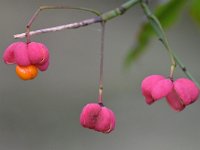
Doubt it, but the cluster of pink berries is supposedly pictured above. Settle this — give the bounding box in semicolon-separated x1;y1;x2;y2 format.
3;42;49;80
3;42;199;133
141;75;199;111
3;41;116;134
80;103;116;133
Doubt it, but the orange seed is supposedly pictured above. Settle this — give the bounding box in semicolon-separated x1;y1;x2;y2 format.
16;65;38;80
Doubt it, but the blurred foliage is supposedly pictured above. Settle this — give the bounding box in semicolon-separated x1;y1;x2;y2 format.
125;0;200;67
190;0;200;26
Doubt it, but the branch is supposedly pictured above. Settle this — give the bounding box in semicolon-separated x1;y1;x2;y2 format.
173;53;200;88
14;0;140;39
14;17;102;38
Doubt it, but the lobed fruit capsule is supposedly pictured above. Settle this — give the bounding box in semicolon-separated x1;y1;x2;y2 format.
141;75;200;111
80;103;116;133
16;65;38;80
3;41;49;80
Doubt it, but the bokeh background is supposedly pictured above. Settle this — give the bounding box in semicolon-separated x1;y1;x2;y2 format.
0;0;200;150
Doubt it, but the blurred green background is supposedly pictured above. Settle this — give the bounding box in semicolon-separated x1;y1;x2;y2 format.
0;0;199;150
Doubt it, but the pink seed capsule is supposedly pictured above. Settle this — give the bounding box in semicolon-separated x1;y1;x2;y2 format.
94;107;116;133
80;103;102;129
3;42;31;66
166;78;199;111
27;42;49;65
141;75;165;104
166;89;185;112
141;75;199;112
151;79;173;100
36;59;49;71
3;42;49;67
3;42;18;64
3;41;50;74
80;103;115;133
174;78;199;105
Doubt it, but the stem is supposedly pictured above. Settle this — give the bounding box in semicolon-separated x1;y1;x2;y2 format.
25;5;101;42
140;1;176;79
98;22;105;104
14;0;139;39
172;53;200;88
25;28;31;44
26;5;101;28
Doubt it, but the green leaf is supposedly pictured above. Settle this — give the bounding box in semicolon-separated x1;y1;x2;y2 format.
124;0;187;68
190;0;200;26
124;23;152;66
